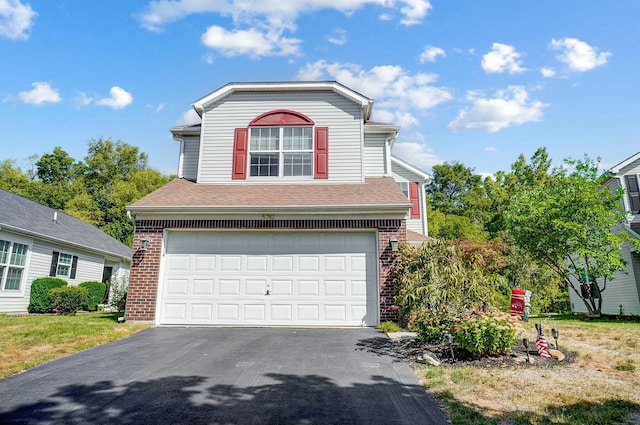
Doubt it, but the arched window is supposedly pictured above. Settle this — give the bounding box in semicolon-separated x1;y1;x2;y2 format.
232;110;328;180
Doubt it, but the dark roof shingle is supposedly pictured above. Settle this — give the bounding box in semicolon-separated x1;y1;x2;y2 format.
0;189;131;259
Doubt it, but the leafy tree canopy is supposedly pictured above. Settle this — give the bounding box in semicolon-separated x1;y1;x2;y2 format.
504;156;636;315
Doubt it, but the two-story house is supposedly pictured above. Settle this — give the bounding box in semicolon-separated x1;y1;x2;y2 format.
568;151;640;316
125;81;431;326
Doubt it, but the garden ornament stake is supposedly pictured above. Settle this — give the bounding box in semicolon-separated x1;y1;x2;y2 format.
523;338;530;363
444;333;455;361
551;328;559;350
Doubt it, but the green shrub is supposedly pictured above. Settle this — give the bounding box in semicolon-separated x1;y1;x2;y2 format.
408;307;455;344
614;359;636;372
79;281;107;311
378;321;402;333
28;278;68;313
48;286;88;315
108;274;128;312
450;313;517;356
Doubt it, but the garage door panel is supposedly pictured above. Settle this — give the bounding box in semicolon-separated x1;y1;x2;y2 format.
219;279;240;295
220;256;242;271
166;279;188;295
194;256;215;271
272;256;293;272
298;280;320;296
218;304;239;320
160;232;378;326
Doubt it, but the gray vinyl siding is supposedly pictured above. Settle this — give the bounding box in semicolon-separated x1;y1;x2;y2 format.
569;239;640;316
363;134;386;177
391;166;425;235
0;233;109;313
181;136;200;181
619;159;640;176
198;91;364;183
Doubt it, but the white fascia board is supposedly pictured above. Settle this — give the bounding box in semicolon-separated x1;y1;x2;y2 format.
129;203;411;215
609;152;640;174
391;156;431;182
170;125;201;138
193;81;374;119
364;125;400;134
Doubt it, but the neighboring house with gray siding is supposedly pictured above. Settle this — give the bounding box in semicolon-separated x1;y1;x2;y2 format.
569;151;640;316
126;81;432;327
0;188;132;313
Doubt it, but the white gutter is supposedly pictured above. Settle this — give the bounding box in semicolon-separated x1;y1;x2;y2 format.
129;203;412;215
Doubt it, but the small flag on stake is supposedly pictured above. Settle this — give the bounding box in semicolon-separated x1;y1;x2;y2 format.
536;335;551;357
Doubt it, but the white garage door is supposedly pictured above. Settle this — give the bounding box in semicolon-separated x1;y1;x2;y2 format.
158;231;378;326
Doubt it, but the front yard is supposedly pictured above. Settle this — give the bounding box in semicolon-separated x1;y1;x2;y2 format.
0;313;148;379
416;316;640;425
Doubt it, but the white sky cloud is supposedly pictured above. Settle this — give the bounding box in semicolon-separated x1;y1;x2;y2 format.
481;43;526;74
540;67;556;78
419;45;445;63
73;91;93;107
448;85;549;132
0;0;36;40
138;0;430;56
392;141;443;170
176;108;201;125
326;28;347;46
138;0;432;30
201;25;300;57
297;60;452;127
18;82;61;105
95;86;133;110
550;37;610;72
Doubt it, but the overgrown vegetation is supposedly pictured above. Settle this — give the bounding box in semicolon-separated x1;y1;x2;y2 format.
450;313;517;356
378;321;402;333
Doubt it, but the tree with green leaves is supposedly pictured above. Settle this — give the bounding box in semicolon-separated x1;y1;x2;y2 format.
505;156;636;316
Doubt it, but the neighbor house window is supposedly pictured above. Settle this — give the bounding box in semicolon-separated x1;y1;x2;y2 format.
397;181;409;198
0;239;28;291
49;251;78;279
249;127;313;177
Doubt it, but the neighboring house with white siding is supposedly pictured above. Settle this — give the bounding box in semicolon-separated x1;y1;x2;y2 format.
0;188;132;313
126;81;431;327
569;151;640;316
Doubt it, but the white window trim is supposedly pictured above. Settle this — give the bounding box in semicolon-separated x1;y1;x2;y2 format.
0;234;32;296
55;252;74;278
248;126;314;180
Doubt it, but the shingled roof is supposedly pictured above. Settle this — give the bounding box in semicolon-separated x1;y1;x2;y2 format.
129;177;412;214
0;189;131;260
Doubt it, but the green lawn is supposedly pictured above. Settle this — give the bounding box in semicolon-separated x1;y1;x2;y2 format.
0;313;148;379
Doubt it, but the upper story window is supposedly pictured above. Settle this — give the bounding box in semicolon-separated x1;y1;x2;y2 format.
250;127;313;177
233;110;328;180
625;175;640;214
0;239;28;291
397;181;409;198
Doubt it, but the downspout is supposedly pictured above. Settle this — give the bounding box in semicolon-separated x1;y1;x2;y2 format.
422;178;431;236
384;136;393;177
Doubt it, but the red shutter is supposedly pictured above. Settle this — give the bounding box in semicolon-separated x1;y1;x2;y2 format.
314;127;328;179
409;181;420;218
232;128;248;180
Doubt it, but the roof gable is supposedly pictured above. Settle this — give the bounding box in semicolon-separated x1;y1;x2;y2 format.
192;81;374;120
610;151;640;174
391;156;431;182
0;189;131;259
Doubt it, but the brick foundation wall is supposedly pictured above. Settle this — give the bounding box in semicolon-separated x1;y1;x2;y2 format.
125;219;406;323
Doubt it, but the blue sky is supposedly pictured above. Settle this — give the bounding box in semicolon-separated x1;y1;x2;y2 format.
1;0;638;177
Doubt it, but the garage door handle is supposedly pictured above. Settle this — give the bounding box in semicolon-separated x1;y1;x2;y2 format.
265;289;271;296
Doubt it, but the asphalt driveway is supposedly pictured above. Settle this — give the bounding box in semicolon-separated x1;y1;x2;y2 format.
0;327;449;425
